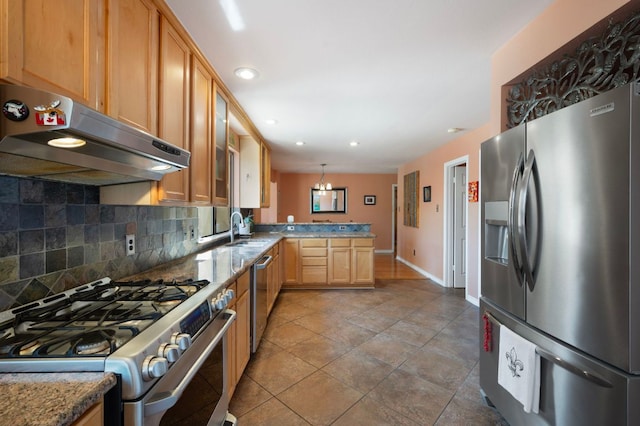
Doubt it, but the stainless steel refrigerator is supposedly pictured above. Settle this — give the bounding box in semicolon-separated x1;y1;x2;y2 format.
480;82;640;425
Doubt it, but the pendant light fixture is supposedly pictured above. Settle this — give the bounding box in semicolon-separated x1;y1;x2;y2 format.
314;163;332;191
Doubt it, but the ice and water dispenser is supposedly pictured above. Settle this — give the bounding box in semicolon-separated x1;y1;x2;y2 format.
484;201;509;265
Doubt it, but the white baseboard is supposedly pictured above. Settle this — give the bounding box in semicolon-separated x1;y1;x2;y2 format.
465;294;479;306
374;249;394;254
395;256;444;286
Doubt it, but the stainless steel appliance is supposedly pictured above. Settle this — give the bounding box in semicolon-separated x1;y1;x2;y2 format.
251;254;272;353
0;84;190;185
480;82;640;425
0;277;237;425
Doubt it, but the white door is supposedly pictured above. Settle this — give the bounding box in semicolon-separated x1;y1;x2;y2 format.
453;165;467;288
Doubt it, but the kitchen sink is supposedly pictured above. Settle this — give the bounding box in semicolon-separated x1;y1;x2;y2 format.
226;240;266;247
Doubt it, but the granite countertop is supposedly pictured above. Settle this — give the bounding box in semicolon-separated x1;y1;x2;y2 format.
280;232;376;238
0;372;116;426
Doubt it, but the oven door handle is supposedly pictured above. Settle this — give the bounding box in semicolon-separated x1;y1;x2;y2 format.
143;309;236;417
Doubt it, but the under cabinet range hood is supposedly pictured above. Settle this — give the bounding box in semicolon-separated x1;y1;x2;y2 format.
0;84;190;185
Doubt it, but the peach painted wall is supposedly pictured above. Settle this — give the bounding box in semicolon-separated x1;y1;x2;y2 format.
396;0;634;303
277;173;397;251
397;124;491;291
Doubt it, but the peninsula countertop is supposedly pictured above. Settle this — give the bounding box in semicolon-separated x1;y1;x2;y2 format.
0;372;116;426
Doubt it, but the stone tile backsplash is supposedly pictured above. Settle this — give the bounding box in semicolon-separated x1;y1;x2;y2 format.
0;176;201;310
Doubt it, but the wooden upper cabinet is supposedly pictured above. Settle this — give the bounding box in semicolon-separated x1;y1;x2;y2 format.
158;16;190;202
0;0;106;110
260;142;271;207
189;56;213;204
106;0;158;134
213;87;229;206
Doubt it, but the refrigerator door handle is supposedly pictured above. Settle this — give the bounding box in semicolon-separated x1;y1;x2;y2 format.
508;152;525;286
535;347;613;388
484;311;613;388
518;149;537;290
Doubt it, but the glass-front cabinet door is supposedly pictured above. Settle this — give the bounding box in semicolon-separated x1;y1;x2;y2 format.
214;87;229;205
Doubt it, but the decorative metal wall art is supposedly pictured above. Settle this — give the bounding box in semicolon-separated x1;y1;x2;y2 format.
507;10;640;128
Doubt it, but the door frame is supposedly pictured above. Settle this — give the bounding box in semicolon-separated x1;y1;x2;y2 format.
391;183;397;255
443;155;469;290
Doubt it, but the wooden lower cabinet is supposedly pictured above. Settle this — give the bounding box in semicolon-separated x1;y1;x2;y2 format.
283;237;374;288
225;271;250;398
283;238;300;285
72;399;103;426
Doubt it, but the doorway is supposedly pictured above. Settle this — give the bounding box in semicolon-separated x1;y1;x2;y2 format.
443;156;468;289
391;184;398;256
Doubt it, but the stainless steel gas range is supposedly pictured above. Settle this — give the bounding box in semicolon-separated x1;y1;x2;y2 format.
0;275;237;425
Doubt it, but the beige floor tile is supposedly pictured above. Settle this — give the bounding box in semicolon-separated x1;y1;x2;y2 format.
399;345;473;391
356;332;420;367
368;369;455;425
263;321;319;348
345;309;399;333
230;269;497;425
435;394;509;425
318;319;378;347
286;333;351;368
322;349;395;393
332;394;420;426
382;319;439;346
277;370;363;425
244;350;316;394
236;397;310;426
228;375;271;417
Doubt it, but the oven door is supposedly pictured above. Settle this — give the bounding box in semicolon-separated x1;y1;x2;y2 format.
123;310;236;426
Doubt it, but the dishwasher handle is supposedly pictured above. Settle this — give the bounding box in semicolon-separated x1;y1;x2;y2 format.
255;255;273;270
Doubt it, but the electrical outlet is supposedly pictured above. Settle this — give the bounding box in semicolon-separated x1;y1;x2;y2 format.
287;225;295;231
339;225;346;230
190;226;195;239
126;234;136;255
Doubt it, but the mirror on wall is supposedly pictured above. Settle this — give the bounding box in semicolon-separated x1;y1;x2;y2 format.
311;188;347;213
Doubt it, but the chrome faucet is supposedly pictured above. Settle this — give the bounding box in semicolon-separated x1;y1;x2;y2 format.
229;211;244;243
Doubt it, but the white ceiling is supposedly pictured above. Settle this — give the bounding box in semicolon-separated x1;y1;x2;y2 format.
166;0;553;174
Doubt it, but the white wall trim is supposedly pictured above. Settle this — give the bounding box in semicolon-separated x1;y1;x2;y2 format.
443;155;470;296
466;294;479;306
396;256;445;286
375;249;394;254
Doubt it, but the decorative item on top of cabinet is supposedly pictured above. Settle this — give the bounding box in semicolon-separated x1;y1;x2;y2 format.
157;15;191;202
107;0;159;135
189;55;213;204
214;88;229;205
0;0;105;110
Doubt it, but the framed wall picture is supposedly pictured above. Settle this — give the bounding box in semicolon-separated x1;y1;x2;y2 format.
364;195;376;205
423;186;431;202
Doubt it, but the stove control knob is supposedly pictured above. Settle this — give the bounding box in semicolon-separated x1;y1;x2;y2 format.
171;332;192;351
224;289;235;303
214;295;226;310
142;355;168;381
158;343;180;363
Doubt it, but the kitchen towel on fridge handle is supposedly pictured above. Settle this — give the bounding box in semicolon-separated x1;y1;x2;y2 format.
497;325;540;413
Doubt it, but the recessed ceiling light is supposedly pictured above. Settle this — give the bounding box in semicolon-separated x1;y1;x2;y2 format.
234;67;259;80
447;127;465;133
295;141;305;146
265;119;278;125
349;141;359;147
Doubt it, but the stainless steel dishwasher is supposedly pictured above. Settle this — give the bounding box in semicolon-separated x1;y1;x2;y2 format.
251;254;272;352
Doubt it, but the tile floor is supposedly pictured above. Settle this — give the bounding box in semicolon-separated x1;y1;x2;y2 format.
229;276;508;425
